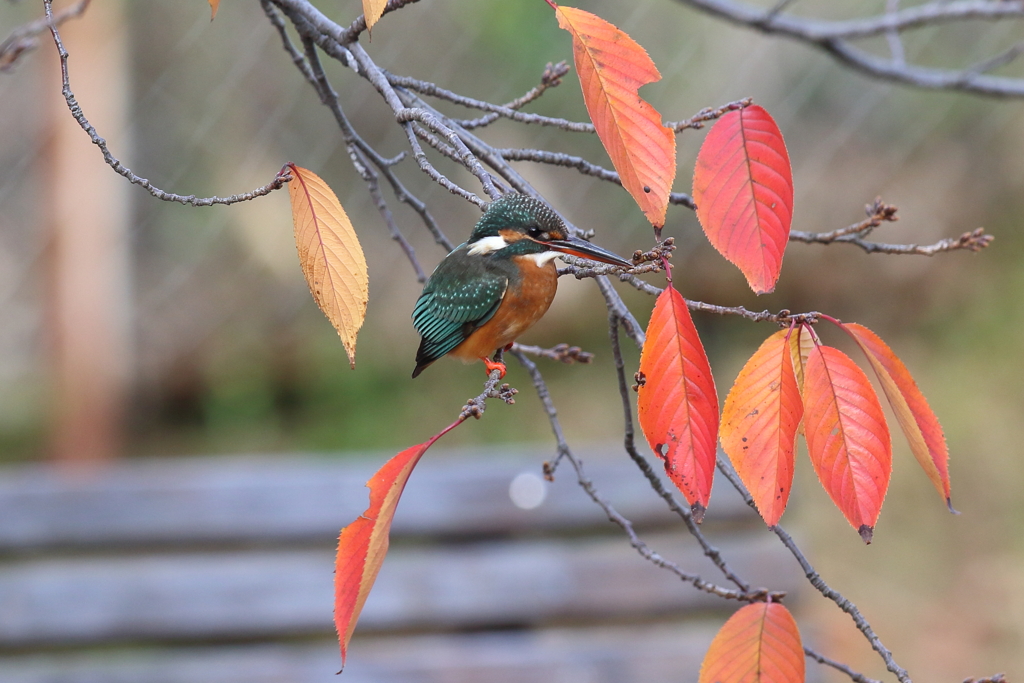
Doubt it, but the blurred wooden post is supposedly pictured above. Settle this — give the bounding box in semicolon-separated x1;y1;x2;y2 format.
44;0;132;463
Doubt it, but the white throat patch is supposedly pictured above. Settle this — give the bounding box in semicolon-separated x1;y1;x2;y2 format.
467;235;509;256
529;251;561;267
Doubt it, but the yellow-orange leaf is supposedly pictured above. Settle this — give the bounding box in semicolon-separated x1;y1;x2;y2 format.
804;345;891;543
720;330;803;527
208;0;219;19
552;4;676;226
288;164;368;368
699;602;804;683
788;325;814;394
789;325;814;437
335;440;431;668
362;0;387;32
844;323;952;509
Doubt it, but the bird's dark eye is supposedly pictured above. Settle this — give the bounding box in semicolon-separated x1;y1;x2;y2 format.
527;225;543;239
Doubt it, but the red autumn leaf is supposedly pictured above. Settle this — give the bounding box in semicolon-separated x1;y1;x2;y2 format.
844;323;952;509
803;345;892;543
637;285;719;521
692;105;793;294
335;437;438;667
720;330;803;526
699;602;804;683
551;3;676;226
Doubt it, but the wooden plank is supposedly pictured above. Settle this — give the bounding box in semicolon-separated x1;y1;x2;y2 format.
0;533;797;646
0;447;756;550
0;622;728;683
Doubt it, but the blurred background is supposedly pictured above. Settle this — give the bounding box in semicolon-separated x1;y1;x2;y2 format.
1;0;1023;680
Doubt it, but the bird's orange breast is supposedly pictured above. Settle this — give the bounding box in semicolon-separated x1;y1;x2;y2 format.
449;255;559;361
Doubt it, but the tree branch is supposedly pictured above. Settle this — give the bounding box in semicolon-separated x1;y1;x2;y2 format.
457;61;572;130
512;350;765;603
1;0;89;72
790;199;994;255
674;0;1024;98
715;456;912;682
42;0;289;206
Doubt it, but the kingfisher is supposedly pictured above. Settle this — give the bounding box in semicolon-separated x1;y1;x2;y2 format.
412;193;633;379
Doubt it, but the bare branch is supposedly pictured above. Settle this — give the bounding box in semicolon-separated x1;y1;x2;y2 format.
791;199;994;255
512;350;765;602
1;0;88;72
963;674;1007;683
348;43;499;204
675;0;1024;98
510;343;594;364
388;72;596;133
667;97;753;131
296;37;429;282
273;6;454;252
458;61;572;130
604;319;762;593
715;457;912;682
42;0;289;206
805;647;884;683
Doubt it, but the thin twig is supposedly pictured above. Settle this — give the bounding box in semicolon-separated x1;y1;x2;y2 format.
43;1;289;206
716;456;912;682
261;0;317;86
510;342;594;364
272;5;453;252
805;647;884;683
512;350;763;602
1;0;89;72
457;61;572;130
347;43;497;205
791;199;994;254
674;0;1024;98
296;36;427;281
605;318;758;593
666;97;753;130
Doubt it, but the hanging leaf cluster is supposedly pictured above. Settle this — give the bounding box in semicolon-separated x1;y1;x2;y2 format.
717;323;951;542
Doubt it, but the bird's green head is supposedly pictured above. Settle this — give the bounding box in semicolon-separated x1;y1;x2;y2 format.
469;194;567;243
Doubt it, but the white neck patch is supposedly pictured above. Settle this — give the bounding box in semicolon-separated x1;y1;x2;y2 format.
467;235;509;256
529;251;561;267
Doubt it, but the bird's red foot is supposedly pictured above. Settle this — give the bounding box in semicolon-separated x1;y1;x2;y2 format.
481;357;507;379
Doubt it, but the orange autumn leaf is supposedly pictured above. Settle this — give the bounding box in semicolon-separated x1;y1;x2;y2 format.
208;0;219;19
287;163;368;368
803;344;892;543
720;330;803;526
637;285;719;521
699;602;804;683
693;105;793;294
551;3;676;226
844;323;952;509
362;0;387;32
335;438;433;668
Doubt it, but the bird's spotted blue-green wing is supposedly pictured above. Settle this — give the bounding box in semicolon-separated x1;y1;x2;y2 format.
412;254;509;376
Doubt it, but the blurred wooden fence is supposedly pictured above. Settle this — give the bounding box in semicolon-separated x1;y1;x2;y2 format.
0;446;804;682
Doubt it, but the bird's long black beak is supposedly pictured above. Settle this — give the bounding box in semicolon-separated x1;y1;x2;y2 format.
546;235;633;268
